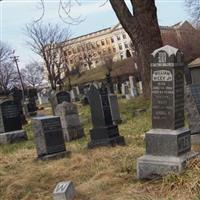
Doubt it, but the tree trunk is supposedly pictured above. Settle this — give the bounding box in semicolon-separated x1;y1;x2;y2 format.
109;0;163;98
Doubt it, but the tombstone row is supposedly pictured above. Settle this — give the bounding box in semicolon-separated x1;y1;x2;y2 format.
1;45;198;182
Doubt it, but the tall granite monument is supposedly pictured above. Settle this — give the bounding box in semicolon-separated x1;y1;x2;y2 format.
137;45;193;179
55;102;84;141
87;84;125;148
0;99;27;144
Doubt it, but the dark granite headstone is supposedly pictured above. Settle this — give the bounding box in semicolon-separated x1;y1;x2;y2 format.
11;88;27;124
56;91;71;104
32;116;69;159
0;99;27;143
137;45;194;179
0;100;22;132
106;72;114;93
151;55;184;129
51;91;71;115
87;84;125;148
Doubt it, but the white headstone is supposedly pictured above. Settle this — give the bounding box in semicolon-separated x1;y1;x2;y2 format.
53;181;75;200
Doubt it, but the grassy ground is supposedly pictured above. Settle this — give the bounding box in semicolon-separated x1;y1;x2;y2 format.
0;97;200;200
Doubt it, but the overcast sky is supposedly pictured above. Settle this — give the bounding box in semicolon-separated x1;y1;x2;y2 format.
0;0;189;68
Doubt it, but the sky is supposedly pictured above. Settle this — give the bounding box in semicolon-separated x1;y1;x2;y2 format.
0;0;190;68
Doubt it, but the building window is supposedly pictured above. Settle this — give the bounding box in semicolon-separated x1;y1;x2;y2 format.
72;48;76;54
106;38;110;45
70;59;73;64
113;47;116;52
96;41;100;47
124;43;129;48
117;35;121;41
122;34;127;39
111;37;114;43
108;47;112;53
101;40;105;46
68;50;72;55
118;44;123;50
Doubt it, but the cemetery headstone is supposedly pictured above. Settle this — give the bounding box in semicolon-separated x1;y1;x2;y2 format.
87;84;125;148
0;99;27;144
51;91;71;115
53;181;75;200
129;76;138;97
32;116;69;160
11;88;27;124
185;84;200;144
55;102;84;141
108;94;122;124
137;45;194;179
106;72;114;93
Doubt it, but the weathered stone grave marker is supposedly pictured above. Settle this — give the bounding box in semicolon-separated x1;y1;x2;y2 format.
51;91;71;114
87;84;125;148
108;94;122;124
32;116;69;160
185;84;200;143
0;99;27;144
137;45;194;179
55;102;84;141
53;181;75;200
129;76;138;97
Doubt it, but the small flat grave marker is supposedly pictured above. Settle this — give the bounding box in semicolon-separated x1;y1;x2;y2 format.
53;181;75;200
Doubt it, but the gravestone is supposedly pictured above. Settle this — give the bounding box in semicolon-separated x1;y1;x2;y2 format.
137;45;194;179
0;99;27;144
185;84;200;144
32;116;69;160
53;181;75;200
124;84;130;99
55;102;84;141
106;72;114;93
70;88;79;102
87;84;125;148
129;76;138;97
108;94;122;124
11;88;27;124
51;91;71;115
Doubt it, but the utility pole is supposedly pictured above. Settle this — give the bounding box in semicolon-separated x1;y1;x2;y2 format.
10;52;25;101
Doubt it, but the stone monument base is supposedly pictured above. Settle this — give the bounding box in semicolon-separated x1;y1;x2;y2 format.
0;130;28;144
88;125;125;148
65;126;85;141
137;128;193;179
37;150;71;161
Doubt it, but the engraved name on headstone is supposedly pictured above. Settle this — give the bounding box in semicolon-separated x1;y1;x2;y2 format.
151;50;184;129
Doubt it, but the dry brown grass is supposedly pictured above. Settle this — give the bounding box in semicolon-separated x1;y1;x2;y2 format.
0;98;200;200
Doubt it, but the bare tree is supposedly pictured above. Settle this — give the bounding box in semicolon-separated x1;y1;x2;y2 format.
0;42;19;93
186;0;200;27
109;0;163;97
77;42;97;70
21;61;44;88
0;62;19;93
25;22;71;90
0;41;12;63
100;49;115;73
